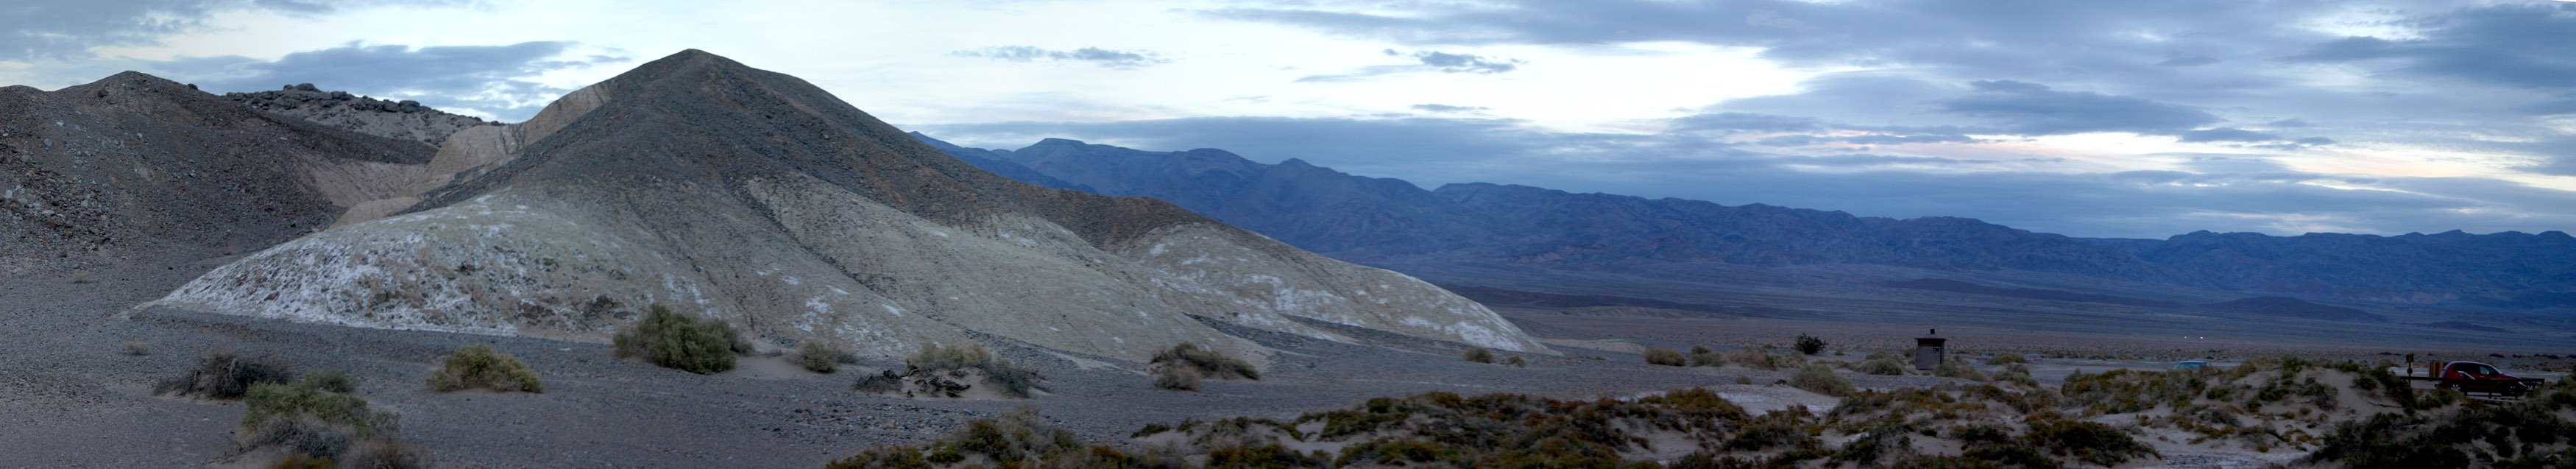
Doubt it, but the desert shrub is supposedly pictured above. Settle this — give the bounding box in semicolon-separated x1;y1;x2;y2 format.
1735;375;1755;385
1462;347;1496;364
1933;357;1988;381
1855;353;1910;375
1153;342;1260;380
244;377;398;439
857;342;1045;398
612;305;746;374
338;437;434;469
1985;353;2026;365
157;349;293;399
1727;348;1780;370
2024;416;2157;467
1790;363;1856;395
305;369;357;394
1643;347;1688;367
1504;355;1527;367
427;345;542;393
1154;364;1202;392
125;341;148;356
1793;334;1826;355
1208;443;1330;468
1993;362;2041;387
826;409;1160;468
1688;348;1725;367
799;340;845;374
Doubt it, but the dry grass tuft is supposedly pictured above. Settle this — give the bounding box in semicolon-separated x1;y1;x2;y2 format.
427;345;542;393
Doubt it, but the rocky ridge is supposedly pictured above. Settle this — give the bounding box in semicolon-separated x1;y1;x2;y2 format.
916;135;2576;308
222;83;493;148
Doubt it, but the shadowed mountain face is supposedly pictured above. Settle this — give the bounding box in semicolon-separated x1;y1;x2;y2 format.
150;50;1549;359
0;73;434;272
918;135;2576;308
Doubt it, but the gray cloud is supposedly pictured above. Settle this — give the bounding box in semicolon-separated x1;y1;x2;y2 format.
1671;112;1821;133
150;41;618;121
2178;127;2282;143
0;0;476;60
2283;4;2576;91
917;115;2576;239
1209;1;2575;179
1410;103;1488;113
952;46;1169;69
1938;80;2219;135
1297;49;1523;82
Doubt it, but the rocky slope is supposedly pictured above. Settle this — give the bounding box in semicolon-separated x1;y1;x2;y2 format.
0;72;434;275
221;83;494;148
147;50;1549;361
918;136;2576;308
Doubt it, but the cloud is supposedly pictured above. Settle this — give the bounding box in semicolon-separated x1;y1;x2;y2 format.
1402;49;1520;74
1410;103;1488;113
2156;55;2220;67
1671;112;1820;133
952;46;1168;69
1938;80;2220;135
2283;4;2576;91
1297;49;1523;82
0;0;476;60
150;41;618;121
2177;127;2282;143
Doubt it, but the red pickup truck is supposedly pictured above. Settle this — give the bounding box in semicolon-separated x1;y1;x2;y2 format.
2409;361;2544;398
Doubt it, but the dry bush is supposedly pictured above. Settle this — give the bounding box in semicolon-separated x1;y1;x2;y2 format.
1855;352;1911;375
855;342;1044;398
124;341;148;356
1790;363;1856;395
1151;342;1259;380
427;345;542;393
612;304;746;374
1985;353;2028;365
1642;348;1687;367
1153;365;1201;392
1933;357;1989;381
1462;347;1496;364
1503;355;1527;367
799;340;846;374
157;349;293;399
824;409;1181;468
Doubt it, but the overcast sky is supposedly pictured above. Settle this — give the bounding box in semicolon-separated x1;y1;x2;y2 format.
4;0;2572;239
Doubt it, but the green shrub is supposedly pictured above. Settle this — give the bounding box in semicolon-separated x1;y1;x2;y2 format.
427;345;542;393
799;340;845;374
1504;355;1527;367
124;341;148;356
1643;348;1687;367
1736;375;1755;385
1153;342;1260;380
157;349;293;399
1794;334;1827;355
1986;353;2026;365
612;305;744;374
827;409;1180;468
1729;348;1781;370
1462;347;1496;364
1689;349;1725;367
1791;364;1856;395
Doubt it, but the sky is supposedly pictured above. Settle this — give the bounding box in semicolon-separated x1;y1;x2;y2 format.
4;0;2572;239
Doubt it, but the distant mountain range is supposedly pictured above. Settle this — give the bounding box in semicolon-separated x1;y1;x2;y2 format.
913;135;2576;309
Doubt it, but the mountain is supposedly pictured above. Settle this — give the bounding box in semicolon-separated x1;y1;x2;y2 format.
145;50;1548;360
0;72;434;273
916;135;2576;308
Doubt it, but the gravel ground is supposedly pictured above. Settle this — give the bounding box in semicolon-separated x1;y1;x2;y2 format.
0;255;1902;468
